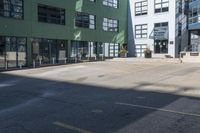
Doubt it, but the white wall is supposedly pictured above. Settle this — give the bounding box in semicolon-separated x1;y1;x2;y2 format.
128;0;177;57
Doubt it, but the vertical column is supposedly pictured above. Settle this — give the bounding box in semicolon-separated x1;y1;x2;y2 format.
26;37;32;67
103;43;105;60
67;40;71;63
96;42;100;59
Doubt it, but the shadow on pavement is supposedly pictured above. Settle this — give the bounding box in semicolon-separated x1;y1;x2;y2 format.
0;73;200;133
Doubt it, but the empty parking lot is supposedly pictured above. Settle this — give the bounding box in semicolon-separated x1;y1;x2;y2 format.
1;60;200;133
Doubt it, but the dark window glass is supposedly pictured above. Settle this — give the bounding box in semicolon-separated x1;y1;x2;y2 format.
178;22;182;36
0;36;5;69
0;0;23;19
38;4;65;25
75;12;96;29
32;38;67;64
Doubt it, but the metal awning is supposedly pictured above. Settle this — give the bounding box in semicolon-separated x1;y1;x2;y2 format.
149;26;169;40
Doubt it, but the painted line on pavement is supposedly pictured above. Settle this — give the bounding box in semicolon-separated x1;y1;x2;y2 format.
116;102;200;117
53;121;92;133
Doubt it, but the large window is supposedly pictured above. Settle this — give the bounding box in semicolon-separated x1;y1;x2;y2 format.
38;4;65;25
104;43;119;57
103;0;118;8
135;1;148;16
32;38;67;65
155;0;169;13
0;36;26;69
75;12;96;29
0;0;23;19
103;18;118;32
135;24;148;38
71;41;98;60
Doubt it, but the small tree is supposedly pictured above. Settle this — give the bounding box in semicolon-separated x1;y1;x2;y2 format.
119;43;128;58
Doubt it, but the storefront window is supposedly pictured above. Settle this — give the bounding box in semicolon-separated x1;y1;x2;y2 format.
71;41;99;61
103;43;119;57
32;38;67;65
0;36;26;69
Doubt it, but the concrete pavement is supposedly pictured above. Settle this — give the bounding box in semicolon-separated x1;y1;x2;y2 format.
0;60;200;133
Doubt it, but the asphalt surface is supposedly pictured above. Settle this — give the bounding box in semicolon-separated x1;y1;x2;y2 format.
0;60;200;133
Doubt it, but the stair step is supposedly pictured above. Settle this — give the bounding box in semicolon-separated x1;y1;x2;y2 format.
107;58;181;63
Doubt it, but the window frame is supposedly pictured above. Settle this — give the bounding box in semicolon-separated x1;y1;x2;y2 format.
135;24;148;39
135;1;148;16
75;12;96;30
102;0;119;9
154;0;169;13
103;17;119;32
37;4;66;25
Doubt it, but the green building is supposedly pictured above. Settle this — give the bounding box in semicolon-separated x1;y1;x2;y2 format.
0;0;128;69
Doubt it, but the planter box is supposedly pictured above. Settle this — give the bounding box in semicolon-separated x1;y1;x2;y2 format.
144;52;152;58
120;53;127;58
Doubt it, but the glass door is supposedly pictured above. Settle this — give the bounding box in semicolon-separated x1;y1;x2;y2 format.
154;40;168;53
57;41;66;63
40;40;50;64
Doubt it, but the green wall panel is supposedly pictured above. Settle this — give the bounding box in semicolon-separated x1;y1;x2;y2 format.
0;0;128;43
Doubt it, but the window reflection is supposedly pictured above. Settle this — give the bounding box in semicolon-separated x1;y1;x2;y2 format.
32;38;67;65
0;36;27;69
0;0;23;19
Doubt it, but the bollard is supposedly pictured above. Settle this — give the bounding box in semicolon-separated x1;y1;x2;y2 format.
39;59;42;66
64;58;67;64
19;64;22;69
33;60;36;68
52;58;55;64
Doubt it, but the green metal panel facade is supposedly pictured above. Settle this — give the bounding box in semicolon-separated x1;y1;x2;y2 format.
0;0;128;66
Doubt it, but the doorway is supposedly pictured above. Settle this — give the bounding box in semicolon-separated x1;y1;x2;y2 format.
154;40;168;53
